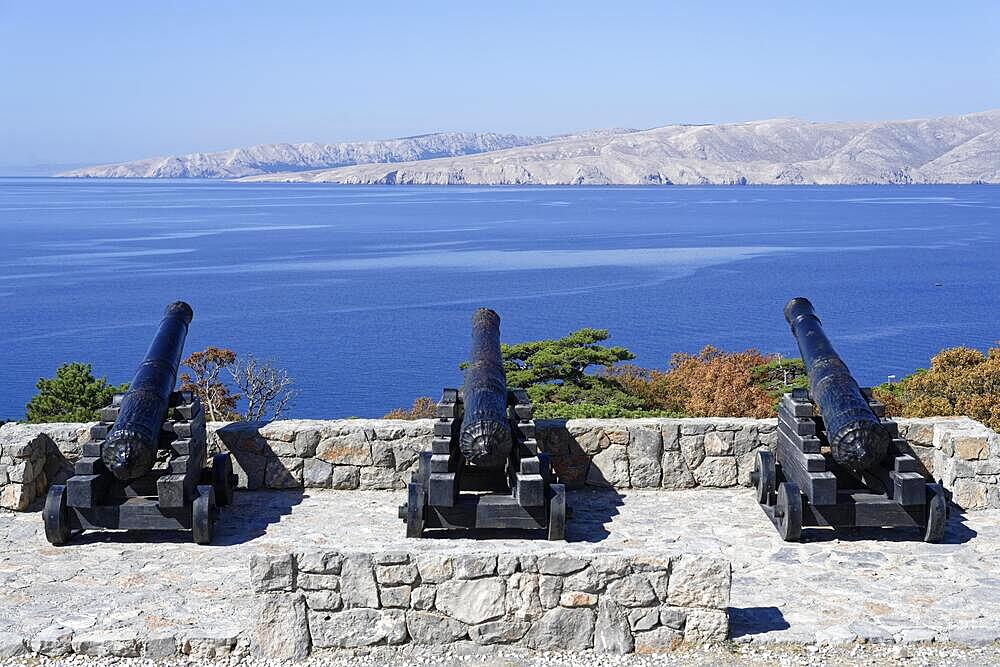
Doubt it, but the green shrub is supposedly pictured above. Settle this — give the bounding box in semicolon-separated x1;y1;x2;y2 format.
25;363;127;423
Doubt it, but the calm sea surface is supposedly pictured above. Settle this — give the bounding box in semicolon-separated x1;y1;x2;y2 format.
1;179;998;419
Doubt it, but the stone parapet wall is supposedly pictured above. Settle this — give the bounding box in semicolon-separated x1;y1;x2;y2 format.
249;549;730;659
0;423;85;510
3;416;999;510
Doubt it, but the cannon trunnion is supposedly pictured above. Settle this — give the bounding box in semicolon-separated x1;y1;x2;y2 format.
43;302;236;546
753;298;947;543
399;309;567;540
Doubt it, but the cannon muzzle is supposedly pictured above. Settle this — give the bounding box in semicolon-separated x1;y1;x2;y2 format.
459;308;512;468
784;297;890;470
102;301;193;481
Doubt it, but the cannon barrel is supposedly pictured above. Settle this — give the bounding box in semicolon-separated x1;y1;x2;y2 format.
102;301;193;481
784;297;890;470
459;308;512;468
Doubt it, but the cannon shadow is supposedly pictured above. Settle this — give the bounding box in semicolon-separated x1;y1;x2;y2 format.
728;606;791;639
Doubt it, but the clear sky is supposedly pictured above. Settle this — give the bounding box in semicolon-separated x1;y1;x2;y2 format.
2;1;998;168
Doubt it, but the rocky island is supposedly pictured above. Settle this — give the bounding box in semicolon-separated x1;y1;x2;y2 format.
61;110;1000;185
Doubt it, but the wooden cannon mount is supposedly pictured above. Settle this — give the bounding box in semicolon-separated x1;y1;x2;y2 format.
44;391;237;545
752;388;948;542
399;388;567;540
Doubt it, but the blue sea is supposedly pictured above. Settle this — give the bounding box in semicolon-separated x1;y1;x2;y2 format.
1;179;998;420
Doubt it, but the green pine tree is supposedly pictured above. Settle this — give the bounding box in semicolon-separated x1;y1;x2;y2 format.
25;363;128;423
499;328;653;418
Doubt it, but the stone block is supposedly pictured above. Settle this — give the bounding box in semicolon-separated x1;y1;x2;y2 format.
573;428;610;455
251;593;309;661
71;629;140;657
660;451;696;489
316;432;373;466
505;572;542;621
587;444;629;487
667;556;730;609
679;435;706;470
634;626;682;653
296;550;343;575
310;609;406;648
302;458;333;487
683;608;728;643
296;573;340;591
953;478;989;509
376;563;419;585
182;629;239;657
265;457;303;488
406;611;467;644
559;591;597;607
141;634;177;659
379;585;412;608
416;553;453;583
526;606;595;650
340;553;379;608
0;632;26;659
411;586;435;611
30;625;74;657
537;554;587;575
551;454;590;488
661;422;681;451
435;578;505;624
453;554;497;579
693;456;738;487
628;426;663;488
607;574;658;607
360;466;401;490
469;620;530;645
331;465;360;489
704;431;733;456
249;553;295;592
595;598;633;654
306;591;343;611
629;607;660;631
539;575;563;608
371;440;396;467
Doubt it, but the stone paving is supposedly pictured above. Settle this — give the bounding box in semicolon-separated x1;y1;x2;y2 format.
0;487;997;657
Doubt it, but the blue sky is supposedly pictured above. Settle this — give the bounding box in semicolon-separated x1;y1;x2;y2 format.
2;1;998;167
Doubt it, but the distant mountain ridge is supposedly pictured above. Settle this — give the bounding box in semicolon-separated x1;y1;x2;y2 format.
60;111;1000;184
241;111;1000;186
58;132;552;178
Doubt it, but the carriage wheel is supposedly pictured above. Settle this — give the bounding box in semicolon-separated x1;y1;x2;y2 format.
212;453;235;507
547;483;567;541
192;485;216;545
752;450;777;505
43;485;71;546
924;483;947;543
774;482;802;542
405;482;425;538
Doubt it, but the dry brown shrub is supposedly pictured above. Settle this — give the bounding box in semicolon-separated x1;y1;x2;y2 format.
878;344;1000;430
610;345;779;418
384;396;437;420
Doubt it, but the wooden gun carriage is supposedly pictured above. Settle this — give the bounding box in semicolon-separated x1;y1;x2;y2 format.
752;298;947;542
399;309;567;540
43;302;236;545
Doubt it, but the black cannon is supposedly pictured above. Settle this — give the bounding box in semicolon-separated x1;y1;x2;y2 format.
399;308;566;539
44;302;236;546
458;308;513;468
752;297;947;542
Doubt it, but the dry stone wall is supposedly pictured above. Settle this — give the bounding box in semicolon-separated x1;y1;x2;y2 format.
248;549;730;659
3;416;998;510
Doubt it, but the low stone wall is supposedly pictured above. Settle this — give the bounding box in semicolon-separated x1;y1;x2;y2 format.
3;416;998;510
0;423;85;510
249;550;730;659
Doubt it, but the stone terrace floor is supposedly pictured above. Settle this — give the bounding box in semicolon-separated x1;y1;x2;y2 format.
0;487;997;652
